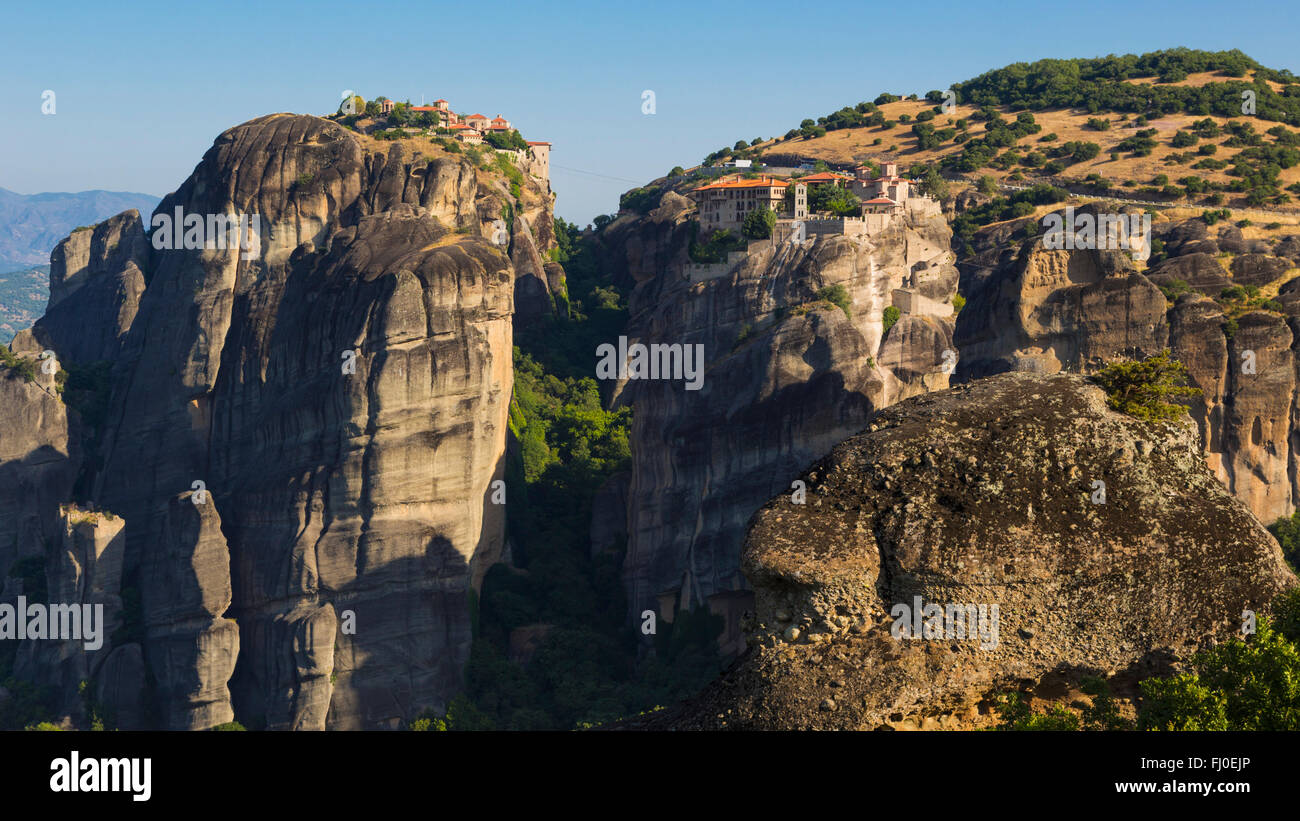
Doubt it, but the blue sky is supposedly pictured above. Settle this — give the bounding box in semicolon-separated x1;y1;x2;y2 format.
2;0;1297;224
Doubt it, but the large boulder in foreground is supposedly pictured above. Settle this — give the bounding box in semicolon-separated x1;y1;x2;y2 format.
638;372;1296;730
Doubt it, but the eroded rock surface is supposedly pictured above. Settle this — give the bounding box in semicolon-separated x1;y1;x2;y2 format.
957;207;1300;524
1;113;548;729
637;373;1296;730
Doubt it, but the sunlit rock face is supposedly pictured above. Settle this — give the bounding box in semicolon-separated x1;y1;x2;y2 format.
2;114;550;729
602;192;958;630
956;206;1300;525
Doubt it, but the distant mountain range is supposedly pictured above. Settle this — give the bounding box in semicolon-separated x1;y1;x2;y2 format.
0;187;160;273
0;264;49;344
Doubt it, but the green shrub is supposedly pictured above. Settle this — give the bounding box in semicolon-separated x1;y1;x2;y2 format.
492;153;524;189
210;721;246;731
1159;279;1192;301
881;305;901;333
620;186;665;215
485;129;528;151
732;323;755;351
992;691;1081;730
0;345;37;383
1269;515;1300;573
1273;586;1300;644
688;227;745;263
1202;208;1232;225
816;284;852;318
992;676;1133;731
1089;349;1201;422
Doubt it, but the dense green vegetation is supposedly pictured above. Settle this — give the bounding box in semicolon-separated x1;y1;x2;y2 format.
741;205;776;239
689;225;746;263
620;185;666;215
1139;592;1300;730
485;129;529;152
1217;284;1285;318
951;49;1297;120
881;305;901;333
807;183;861;216
1267;513;1300;572
816;284;851;318
994;676;1133;730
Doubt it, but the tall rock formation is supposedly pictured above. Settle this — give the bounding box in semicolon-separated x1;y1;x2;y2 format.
1;113;554;729
603;191;958;634
22;210;150;365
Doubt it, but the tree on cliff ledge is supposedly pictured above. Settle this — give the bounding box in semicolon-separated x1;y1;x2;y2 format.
1089;349;1201;422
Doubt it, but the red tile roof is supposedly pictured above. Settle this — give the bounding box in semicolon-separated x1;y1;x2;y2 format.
694;176;789;192
526;141;550;146
466;113;487;120
799;171;853;182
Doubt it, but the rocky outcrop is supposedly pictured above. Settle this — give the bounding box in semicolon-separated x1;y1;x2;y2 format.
1145;253;1230;295
1230;254;1292;287
607;193;959;628
28;211;150;366
635;373;1296;730
956;205;1168;379
957;208;1300;525
2;113;549;729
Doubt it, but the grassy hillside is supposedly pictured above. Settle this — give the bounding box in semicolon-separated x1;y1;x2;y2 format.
704;50;1300;213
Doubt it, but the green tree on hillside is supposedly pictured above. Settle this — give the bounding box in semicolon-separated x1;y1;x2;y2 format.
741;206;776;239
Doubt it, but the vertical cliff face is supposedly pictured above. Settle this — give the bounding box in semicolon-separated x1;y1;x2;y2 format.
1;113;549;729
955;206;1300;525
0;367;78;587
605;193;958;628
12;506;127;724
